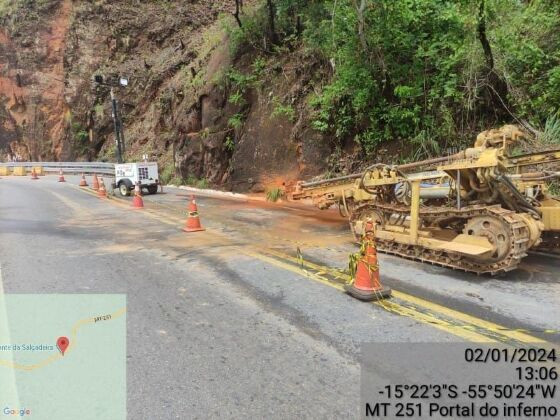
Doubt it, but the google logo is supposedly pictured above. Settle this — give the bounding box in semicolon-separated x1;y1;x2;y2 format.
2;407;31;417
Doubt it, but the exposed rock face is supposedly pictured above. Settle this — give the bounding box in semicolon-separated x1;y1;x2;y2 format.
63;0;235;165
174;87;234;186
0;0;235;163
0;0;72;161
0;0;332;190
172;45;332;192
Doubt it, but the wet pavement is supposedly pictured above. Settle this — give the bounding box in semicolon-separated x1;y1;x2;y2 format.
1;174;558;418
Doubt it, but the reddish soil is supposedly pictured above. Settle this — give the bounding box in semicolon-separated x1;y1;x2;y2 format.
0;0;72;160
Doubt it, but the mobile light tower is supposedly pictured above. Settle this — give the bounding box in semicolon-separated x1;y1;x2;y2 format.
94;74;128;163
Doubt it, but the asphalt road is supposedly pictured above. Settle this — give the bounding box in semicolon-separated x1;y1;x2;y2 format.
0;175;558;418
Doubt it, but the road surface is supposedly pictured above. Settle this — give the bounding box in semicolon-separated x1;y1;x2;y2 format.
0;175;558;418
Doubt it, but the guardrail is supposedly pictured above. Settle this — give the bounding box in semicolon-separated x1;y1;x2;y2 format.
0;162;115;175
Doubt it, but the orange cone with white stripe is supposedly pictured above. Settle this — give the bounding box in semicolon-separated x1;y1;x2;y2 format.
31;168;39;180
182;195;205;232
344;220;391;301
97;177;107;198
131;182;144;209
79;173;88;187
58;169;66;182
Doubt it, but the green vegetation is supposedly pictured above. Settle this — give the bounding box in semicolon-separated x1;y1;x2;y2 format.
1;0;58;23
228;113;244;130
166;174;210;188
228;91;245;106
97;143;116;162
271;97;296;121
549;181;560;196
159;163;175;184
266;187;285;202
227;0;560;156
168;175;184;186
224;135;235;152
185;175;209;189
191;71;206;89
0;0;10;16
252;57;267;76
225;56;269;114
541;115;560;195
539;114;560;146
226;68;258;93
70;120;89;156
94;103;104;119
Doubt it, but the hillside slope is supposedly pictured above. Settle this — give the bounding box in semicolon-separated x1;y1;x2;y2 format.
1;0;559;192
0;0;332;191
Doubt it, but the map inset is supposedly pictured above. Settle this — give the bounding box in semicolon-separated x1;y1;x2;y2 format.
0;294;126;419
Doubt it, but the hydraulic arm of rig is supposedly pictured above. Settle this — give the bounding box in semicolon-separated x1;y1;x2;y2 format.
291;126;560;274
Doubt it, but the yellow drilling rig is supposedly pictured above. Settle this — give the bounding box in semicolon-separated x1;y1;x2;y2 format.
291;126;560;274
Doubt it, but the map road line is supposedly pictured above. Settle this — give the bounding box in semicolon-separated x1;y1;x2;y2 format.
0;307;126;371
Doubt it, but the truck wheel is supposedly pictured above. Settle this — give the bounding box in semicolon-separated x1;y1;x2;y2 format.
119;183;130;197
147;185;158;195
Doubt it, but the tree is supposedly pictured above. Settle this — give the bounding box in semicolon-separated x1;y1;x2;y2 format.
477;0;510;120
233;0;243;28
228;0;560;154
352;0;367;52
266;0;279;44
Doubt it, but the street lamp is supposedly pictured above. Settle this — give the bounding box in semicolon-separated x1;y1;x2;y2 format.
94;74;128;163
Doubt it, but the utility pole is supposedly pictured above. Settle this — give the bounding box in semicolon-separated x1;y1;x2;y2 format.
110;88;124;163
95;74;128;164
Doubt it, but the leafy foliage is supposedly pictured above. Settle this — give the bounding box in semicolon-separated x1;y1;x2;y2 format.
228;113;244;129
229;0;560;156
228;91;246;106
271;97;296;121
70;121;89;156
185;175;209;189
538;113;560;146
159;163;176;184
266;187;284;202
224;135;235;152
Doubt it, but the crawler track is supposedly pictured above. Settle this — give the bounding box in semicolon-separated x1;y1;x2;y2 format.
351;204;531;275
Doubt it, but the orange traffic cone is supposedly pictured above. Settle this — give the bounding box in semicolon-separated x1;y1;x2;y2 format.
182;195;205;232
92;174;100;191
131;182;144;209
97;177;107;198
31;168;39;180
344;220;391;301
79;173;88;187
58;169;66;182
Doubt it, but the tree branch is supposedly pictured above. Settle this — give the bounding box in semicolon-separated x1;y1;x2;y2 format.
477;0;494;70
233;0;243;28
352;0;368;52
266;0;279;44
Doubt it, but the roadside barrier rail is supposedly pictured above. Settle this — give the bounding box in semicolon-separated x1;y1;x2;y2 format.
0;162;115;175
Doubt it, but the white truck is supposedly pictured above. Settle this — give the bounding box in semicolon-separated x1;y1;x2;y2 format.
114;162;159;196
